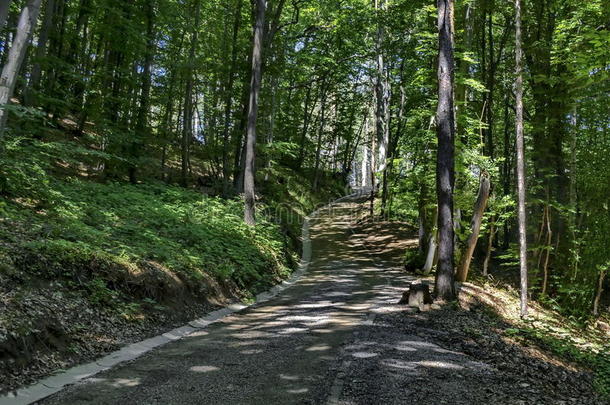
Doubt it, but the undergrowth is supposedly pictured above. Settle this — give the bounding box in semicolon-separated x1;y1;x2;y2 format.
0;138;344;308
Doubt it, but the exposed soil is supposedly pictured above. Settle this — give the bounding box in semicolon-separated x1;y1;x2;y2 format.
34;195;607;404
0;280;221;394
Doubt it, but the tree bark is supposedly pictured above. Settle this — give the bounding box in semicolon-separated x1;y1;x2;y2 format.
0;0;12;30
422;208;439;275
181;0;200;187
434;0;456;301
130;0;156;184
243;0;266;226
456;174;491;282
221;0;243;196
483;217;496;276
312;83;328;191
515;0;528;318
0;0;43;135
297;83;315;168
374;0;390;174
593;266;607;317
25;0;55;106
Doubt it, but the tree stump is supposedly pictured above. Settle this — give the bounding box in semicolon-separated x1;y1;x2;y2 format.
399;283;433;309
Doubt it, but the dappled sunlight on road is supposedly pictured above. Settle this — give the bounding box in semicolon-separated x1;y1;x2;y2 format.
39;193;457;405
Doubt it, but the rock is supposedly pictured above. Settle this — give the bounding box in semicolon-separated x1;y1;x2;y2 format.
418;303;431;312
431;303;442;310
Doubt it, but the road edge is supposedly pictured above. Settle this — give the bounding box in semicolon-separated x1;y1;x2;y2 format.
0;189;364;405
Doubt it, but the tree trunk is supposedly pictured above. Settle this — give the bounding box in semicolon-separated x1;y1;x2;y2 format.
374;0;390;175
0;0;12;30
297;84;313;168
181;0;200;187
434;0;456;301
312;84;328;191
221;0;243;196
483;217;496;276
456;174;491;282
382;84;404;216
422;208;439;275
130;0;156;184
25;0;55;107
369;117;376;217
0;0;43;135
515;0;528;318
593;266;607;317
243;0;266;226
502;92;511;248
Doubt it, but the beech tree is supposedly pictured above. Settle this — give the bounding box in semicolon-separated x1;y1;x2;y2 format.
0;0;42;135
243;0;266;225
434;0;456;301
0;0;11;31
515;0;528;318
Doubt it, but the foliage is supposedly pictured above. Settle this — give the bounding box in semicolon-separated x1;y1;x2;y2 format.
0;140;300;304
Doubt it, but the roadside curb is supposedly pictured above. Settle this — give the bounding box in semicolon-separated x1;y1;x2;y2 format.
0;190;362;405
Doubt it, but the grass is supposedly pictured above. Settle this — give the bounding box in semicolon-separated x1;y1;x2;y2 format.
458;279;610;400
2;179;291;300
0;138;344;309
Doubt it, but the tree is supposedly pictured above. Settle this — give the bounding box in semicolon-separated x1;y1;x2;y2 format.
130;0;156;184
0;0;12;30
243;0;266;226
374;0;390;214
434;0;456;301
181;0;201;187
456;173;491;282
514;0;528;318
0;0;43;135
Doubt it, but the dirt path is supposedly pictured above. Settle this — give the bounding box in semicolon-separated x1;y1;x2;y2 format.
38;196;604;405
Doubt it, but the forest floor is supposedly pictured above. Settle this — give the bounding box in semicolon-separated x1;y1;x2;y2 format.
36;194;607;405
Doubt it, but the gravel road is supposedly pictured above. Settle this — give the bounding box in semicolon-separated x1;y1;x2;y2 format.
39;196;605;405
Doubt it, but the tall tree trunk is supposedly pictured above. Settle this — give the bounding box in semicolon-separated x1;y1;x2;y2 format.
25;0;55;107
434;0;456;301
374;0;390;174
0;0;43;136
264;74;278;181
422;208;439;275
312;84;328;191
382;83;405;215
221;0;243;196
483;217;496;276
243;0;266;226
593;267;607;317
0;0;12;30
502;92;511;248
130;0;156;184
515;0;528;318
455;0;473;129
181;0;200;187
369;118;376;217
456;173;491;282
297;83;314;168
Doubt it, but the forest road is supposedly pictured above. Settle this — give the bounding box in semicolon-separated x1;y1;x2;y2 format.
40;194;495;405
